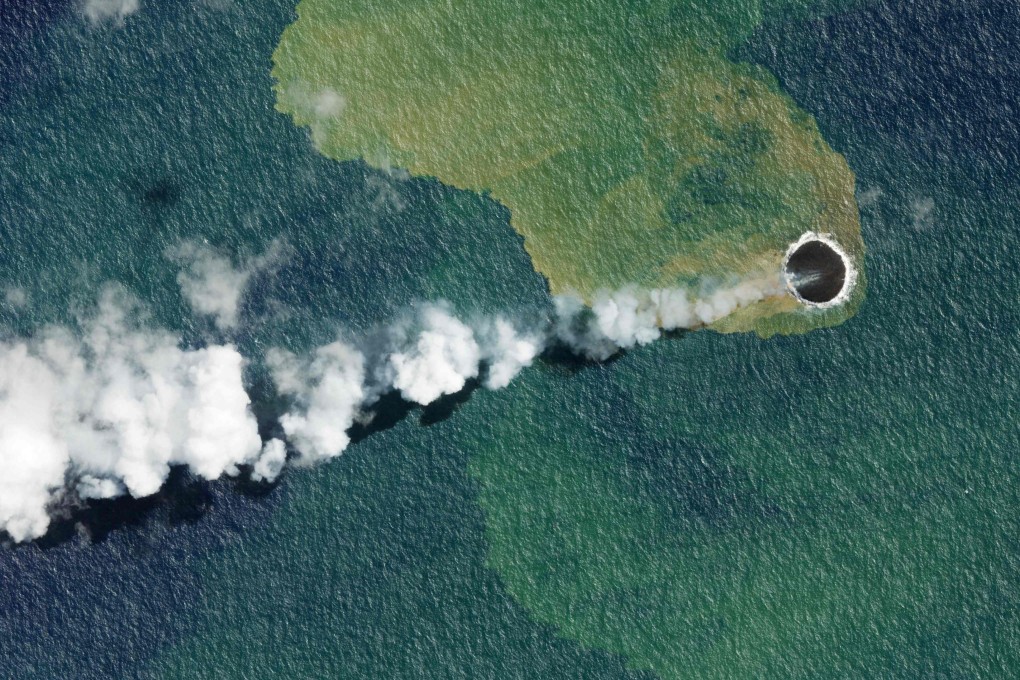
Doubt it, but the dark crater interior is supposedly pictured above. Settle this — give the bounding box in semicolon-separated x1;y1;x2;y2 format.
785;240;847;303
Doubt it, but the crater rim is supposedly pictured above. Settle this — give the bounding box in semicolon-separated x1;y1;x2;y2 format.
782;232;856;309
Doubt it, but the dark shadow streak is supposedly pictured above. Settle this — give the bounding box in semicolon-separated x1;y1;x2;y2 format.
419;378;480;426
9;333;689;548
34;467;214;548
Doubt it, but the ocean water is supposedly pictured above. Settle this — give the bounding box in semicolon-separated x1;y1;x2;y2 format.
2;1;1019;678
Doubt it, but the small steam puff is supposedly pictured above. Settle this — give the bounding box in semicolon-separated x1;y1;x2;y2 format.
0;273;782;542
83;0;140;25
171;241;285;331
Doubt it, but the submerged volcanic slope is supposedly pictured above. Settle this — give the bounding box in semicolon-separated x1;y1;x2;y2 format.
271;0;867;337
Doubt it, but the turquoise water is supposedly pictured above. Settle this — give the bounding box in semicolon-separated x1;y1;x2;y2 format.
2;1;1019;677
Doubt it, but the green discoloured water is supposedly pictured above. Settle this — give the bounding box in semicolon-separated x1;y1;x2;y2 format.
271;0;866;336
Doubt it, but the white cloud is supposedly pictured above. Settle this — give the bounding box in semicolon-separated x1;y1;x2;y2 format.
0;344;73;542
1;263;792;542
556;275;786;359
910;197;935;230
278;82;351;149
269;275;784;473
591;286;663;349
77;476;123;500
252;439;287;483
649;287;694;329
172;243;251;331
3;287;27;309
479;317;543;390
857;186;883;208
314;88;346;119
551;294;618;361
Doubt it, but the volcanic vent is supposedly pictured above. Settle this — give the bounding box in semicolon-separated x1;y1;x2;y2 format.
783;233;855;307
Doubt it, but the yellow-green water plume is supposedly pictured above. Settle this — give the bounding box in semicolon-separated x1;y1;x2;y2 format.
272;0;866;336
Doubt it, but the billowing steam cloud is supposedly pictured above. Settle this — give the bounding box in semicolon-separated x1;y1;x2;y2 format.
385;306;483;405
83;0;140;25
267;342;366;464
478;317;544;390
0;288;279;543
0;269;784;542
262;306;543;468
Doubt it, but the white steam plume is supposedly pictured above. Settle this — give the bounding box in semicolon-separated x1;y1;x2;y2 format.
270;275;784;463
0;288;262;542
3;287;27;309
83;0;140;25
252;439;287;484
478;317;544;390
554;275;785;360
0;271;785;542
264;306;546;465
